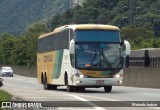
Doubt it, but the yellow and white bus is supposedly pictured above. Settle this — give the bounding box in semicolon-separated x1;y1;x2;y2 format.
37;24;130;92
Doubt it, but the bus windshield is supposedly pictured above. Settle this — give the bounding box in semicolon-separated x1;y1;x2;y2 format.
75;43;123;70
75;30;122;70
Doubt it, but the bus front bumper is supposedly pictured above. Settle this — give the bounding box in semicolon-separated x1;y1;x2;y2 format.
73;77;123;87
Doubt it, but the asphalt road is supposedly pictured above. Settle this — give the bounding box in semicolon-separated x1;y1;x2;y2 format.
0;74;160;110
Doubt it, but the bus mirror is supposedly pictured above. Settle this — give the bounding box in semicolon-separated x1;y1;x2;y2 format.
69;39;75;54
124;40;131;56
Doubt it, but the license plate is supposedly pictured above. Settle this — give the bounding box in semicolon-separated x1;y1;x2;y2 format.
96;80;104;84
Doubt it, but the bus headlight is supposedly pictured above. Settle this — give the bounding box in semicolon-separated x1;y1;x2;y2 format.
114;74;123;78
80;74;84;78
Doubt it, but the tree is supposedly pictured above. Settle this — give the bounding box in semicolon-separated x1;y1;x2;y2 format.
0;33;16;64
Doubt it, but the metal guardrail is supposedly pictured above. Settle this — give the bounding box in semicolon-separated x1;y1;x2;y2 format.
128;49;160;67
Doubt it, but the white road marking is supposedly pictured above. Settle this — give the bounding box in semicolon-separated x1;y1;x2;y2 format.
66;94;106;110
23;97;75;99
76;94;119;101
17;79;22;81
28;81;35;83
149;107;160;110
143;93;150;95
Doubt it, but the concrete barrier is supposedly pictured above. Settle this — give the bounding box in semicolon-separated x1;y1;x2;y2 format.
123;67;160;88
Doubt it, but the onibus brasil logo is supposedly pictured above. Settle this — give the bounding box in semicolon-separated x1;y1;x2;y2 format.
1;102;58;109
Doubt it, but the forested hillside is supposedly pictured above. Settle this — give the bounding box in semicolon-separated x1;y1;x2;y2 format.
0;0;160;67
50;0;160;49
0;0;70;35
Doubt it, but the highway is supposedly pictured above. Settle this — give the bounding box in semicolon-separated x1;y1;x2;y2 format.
0;74;160;110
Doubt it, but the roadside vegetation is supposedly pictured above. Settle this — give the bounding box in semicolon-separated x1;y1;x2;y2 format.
0;0;160;67
0;90;11;101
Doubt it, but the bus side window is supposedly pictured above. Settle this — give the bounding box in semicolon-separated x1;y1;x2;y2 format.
70;54;75;68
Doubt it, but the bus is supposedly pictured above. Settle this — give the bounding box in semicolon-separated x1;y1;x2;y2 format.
37;24;130;92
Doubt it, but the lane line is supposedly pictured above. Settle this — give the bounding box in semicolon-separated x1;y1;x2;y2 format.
22;97;75;99
143;93;150;95
149;107;160;110
66;94;106;110
75;94;119;101
17;79;22;81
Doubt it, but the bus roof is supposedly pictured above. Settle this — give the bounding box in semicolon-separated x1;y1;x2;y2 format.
68;24;120;31
38;24;120;39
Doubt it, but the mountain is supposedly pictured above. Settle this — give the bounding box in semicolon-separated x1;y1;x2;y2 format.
0;0;70;35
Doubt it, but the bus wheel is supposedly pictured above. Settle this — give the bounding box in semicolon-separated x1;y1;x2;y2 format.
104;86;112;92
67;86;74;92
50;85;57;90
75;87;85;92
65;73;74;92
43;75;50;90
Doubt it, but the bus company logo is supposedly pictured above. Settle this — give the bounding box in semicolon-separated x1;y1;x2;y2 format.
44;55;53;62
87;71;96;74
1;102;12;109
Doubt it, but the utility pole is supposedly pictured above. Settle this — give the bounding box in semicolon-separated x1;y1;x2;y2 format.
129;0;136;25
70;0;73;8
129;0;133;25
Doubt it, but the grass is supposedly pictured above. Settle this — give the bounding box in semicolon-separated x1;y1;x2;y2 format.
0;90;11;101
0;90;11;110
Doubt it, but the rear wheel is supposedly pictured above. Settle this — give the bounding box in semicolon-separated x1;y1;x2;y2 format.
50;85;57;90
43;75;50;90
104;86;112;92
43;75;57;90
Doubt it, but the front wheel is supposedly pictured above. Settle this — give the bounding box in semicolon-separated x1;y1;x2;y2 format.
75;87;85;92
67;86;74;92
104;86;112;92
65;73;74;92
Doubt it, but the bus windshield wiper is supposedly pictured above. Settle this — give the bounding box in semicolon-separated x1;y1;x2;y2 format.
99;48;112;68
90;48;98;67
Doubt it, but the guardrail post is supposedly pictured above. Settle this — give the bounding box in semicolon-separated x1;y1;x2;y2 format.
144;50;150;67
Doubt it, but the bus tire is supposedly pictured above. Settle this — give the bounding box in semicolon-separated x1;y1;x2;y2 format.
64;73;68;85
104;86;112;92
67;86;74;92
43;75;50;90
75;87;85;92
50;85;57;90
65;73;74;92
